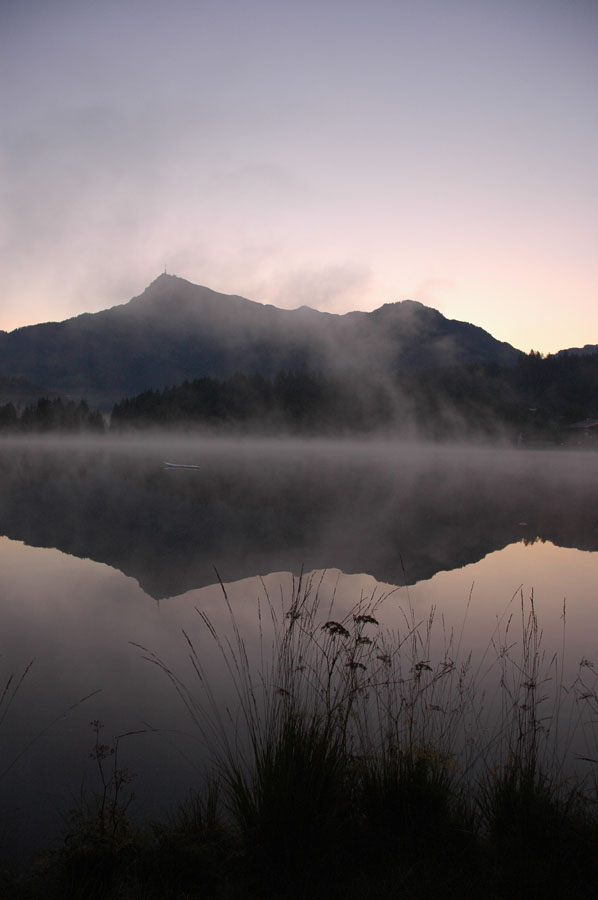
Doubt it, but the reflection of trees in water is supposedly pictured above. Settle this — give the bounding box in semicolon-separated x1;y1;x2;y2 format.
0;441;597;599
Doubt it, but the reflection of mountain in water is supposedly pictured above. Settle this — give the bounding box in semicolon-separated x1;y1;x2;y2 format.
1;439;597;599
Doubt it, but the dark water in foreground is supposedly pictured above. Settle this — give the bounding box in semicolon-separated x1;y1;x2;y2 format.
1;436;597;860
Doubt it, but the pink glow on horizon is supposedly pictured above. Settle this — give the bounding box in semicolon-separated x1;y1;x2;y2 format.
1;0;595;354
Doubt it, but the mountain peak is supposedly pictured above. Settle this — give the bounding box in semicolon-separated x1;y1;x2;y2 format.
399;299;425;308
0;275;524;407
374;298;440;318
145;272;186;291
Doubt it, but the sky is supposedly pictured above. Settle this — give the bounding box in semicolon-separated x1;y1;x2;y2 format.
1;0;596;354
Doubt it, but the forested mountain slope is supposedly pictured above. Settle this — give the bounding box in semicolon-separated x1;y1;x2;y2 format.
0;274;522;406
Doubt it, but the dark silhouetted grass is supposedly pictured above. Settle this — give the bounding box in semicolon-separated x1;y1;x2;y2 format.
3;575;598;899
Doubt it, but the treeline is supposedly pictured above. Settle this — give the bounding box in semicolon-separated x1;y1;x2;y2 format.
402;350;598;440
2;351;596;440
110;351;598;441
0;397;105;433
111;371;384;432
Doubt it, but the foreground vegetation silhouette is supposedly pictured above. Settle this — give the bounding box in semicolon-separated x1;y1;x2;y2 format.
2;575;597;899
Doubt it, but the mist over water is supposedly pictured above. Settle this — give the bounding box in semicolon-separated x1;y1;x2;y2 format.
1;434;597;860
1;434;596;596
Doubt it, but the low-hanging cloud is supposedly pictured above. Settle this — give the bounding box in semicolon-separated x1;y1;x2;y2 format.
0;96;326;327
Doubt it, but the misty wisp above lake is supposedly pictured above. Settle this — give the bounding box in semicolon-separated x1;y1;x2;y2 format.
1;435;598;860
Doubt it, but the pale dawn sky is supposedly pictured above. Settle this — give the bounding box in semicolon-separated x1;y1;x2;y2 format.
1;0;596;353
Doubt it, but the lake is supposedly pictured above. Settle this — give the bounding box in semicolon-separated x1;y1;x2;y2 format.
1;435;597;861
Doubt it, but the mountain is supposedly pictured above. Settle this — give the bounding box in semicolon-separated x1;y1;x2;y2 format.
0;274;523;407
556;344;598;357
1;440;596;599
0;375;57;406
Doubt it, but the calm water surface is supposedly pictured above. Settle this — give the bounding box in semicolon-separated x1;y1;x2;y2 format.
1;436;597;859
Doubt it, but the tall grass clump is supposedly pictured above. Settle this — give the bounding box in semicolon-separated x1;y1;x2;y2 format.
136;574;479;895
137;573;380;891
134;574;598;898
476;594;598;898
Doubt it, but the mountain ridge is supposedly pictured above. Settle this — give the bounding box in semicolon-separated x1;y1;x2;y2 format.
0;274;524;407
